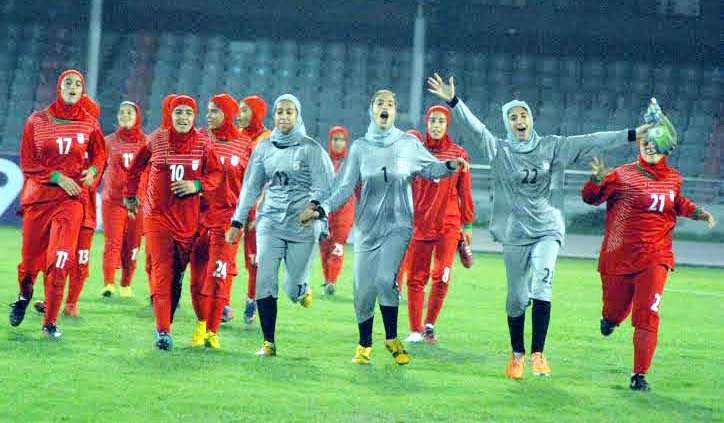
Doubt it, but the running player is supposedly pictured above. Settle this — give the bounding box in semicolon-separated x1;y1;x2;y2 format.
581;107;716;391
300;90;468;365
226;94;334;356
189;93;251;348
405;105;474;345
101;101;146;298
318;126;354;295
10;70;105;338
125;95;223;350
427;73;653;378
228;95;272;324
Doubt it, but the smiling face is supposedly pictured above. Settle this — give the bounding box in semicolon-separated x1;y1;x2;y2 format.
206;102;225;130
117;104;137;129
371;91;396;130
237;102;252;128
639;138;665;164
274;100;298;134
331;131;347;154
427;111;448;140
507;106;531;141
171;105;195;134
60;73;83;105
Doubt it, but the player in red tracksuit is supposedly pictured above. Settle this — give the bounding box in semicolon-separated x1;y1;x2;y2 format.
404;105;474;344
227;95;272;325
319;126;355;296
101;101;146;299
10;69;106;338
63;94;105;316
32;94;105;317
188;93;251;348
141;94;177;296
124;95;223;350
581;125;715;391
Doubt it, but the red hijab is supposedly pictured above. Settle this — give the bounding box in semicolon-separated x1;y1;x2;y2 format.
47;69;87;121
80;94;100;119
637;139;673;180
242;95;268;140
168;95;198;148
424;105;452;153
209;93;240;141
406;129;423;142
161;93;177;129
116;101;145;143
327;126;349;160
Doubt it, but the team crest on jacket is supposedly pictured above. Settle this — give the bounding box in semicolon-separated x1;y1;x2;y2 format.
542;161;550;172
293;160;301;171
669;190;675;201
220;157;225;164
231;155;240;166
77;133;86;144
191;159;200;171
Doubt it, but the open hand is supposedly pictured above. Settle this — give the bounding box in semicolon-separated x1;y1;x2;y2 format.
225;226;242;244
427;73;455;103
590;157;610;180
80;168;96;187
57;173;82;196
171;180;198;197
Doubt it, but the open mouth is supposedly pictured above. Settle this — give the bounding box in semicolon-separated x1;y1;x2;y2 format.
380;111;389;124
516;126;527;136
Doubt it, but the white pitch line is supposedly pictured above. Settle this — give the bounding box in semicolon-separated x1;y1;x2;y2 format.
665;288;724;298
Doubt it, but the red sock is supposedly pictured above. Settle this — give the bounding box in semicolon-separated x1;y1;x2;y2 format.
44;270;65;325
425;280;449;326
633;327;658;375
190;283;204;321
199;293;210;323
247;268;256;300
153;295;171;333
406;282;425;333
121;265;135;287
103;266;116;286
66;268;85;305
207;297;226;333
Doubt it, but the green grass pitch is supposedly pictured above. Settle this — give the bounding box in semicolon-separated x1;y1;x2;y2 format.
1;226;721;422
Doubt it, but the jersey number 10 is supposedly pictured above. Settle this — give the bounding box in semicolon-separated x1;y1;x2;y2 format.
170;164;185;182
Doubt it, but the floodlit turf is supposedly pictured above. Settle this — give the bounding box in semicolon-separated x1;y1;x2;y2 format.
1;225;722;422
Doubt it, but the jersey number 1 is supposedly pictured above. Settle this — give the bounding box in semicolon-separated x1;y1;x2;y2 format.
381;166;388;183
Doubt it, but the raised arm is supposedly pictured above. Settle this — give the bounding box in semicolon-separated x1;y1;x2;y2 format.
560;123;655;166
427;73;497;160
581;157;618;206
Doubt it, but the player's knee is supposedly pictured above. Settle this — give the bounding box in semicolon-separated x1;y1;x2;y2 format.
506;297;528;317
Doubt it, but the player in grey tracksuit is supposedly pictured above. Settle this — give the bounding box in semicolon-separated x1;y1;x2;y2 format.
427;73;650;377
228;94;334;356
302;90;466;365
